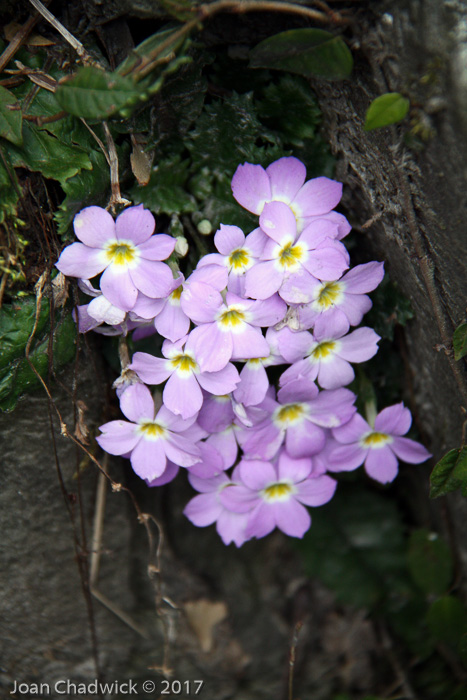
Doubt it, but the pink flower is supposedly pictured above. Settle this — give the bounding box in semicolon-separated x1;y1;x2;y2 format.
56;205;176;311
329;403;431;483
220;450;337;539
231;156;345;234
129;335;240;419
96;383;201;482
244;202;349;303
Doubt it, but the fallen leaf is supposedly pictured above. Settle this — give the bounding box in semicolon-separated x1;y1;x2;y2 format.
183;599;228;653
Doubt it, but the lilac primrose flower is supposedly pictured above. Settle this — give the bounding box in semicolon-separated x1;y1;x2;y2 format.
244;202;349;303
231;156;344;234
278;315;380;390
184;470;251;547
329;403;431;484
220;450;337;539
180;282;286;372
295;261;385;332
96;383;201;482
197;225;266;296
56;205;176;311
77;278;126;327
129;335;240;419
242;379;356;460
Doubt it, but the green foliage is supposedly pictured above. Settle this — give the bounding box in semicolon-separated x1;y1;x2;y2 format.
0;86;23;145
249;29;353;80
407;529;453;596
453;321;467;361
427;596;467;646
55;66;141;120
130;154;197;215
364;93;410;131
297;484;406;609
430;446;467;498
0;297;77;412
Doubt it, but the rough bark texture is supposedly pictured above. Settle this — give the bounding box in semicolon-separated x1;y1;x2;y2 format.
1;1;467;699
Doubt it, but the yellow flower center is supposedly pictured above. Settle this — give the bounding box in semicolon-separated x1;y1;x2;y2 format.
361;431;392;448
105;241;137;266
278;242;304;269
170;353;197;373
169;285;183;304
315;281;343;310
310;341;337;360
275;403;305;426
138;421;166;440
228;248;250;271
218;307;246;328
262;482;293;502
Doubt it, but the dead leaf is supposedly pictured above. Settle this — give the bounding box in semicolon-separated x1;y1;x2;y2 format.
130;134;153;186
4;22;55;46
183;599;228;653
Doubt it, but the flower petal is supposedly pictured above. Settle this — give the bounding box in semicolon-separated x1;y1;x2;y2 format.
364;446;399;483
293;177;342;216
260;201;297;244
197;362;240;395
96;421;140;455
115;204;155;244
374;403;412;435
272;499;311;538
277;450;312;482
56;242;106;279
214;224;245;254
73;206;115;247
100;265;137;311
130;352;172;385
184;493;222;526
130;437;167;481
342;261;385;293
266;156;306;202
391;437;431;463
120;383;155;422
231;163;271;214
296;474;337;506
137;233;176;261
130;259;174;299
188;324;233;372
245;260;283;300
163;372;203;419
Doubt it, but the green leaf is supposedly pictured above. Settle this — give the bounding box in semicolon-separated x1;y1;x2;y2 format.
0;297;50;370
296;485;406;609
430;446;467;498
54;148;110;236
407;529;453;596
0;86;23;145
6;121;92;182
0;309;77;412
249;29;353;81
453;322;467;361
55;66;140;120
364;93;410;131
116;25;187;77
0;157;20;223
427;596;467;646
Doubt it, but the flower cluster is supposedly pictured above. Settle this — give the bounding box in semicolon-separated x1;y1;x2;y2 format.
56;156;431;547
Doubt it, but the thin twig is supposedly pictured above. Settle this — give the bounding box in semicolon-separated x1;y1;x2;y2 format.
103;122;131;211
28;0;103;67
288;621;303;700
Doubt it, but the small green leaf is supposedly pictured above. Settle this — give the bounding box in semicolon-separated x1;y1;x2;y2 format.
0;86;23;145
6;121;92;182
407;529;453;596
0;297;50;370
55;66;140;120
453;322;467;361
116;26;187;76
427;596;467;646
430;446;467;498
249;29;353;81
364;93;410;131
